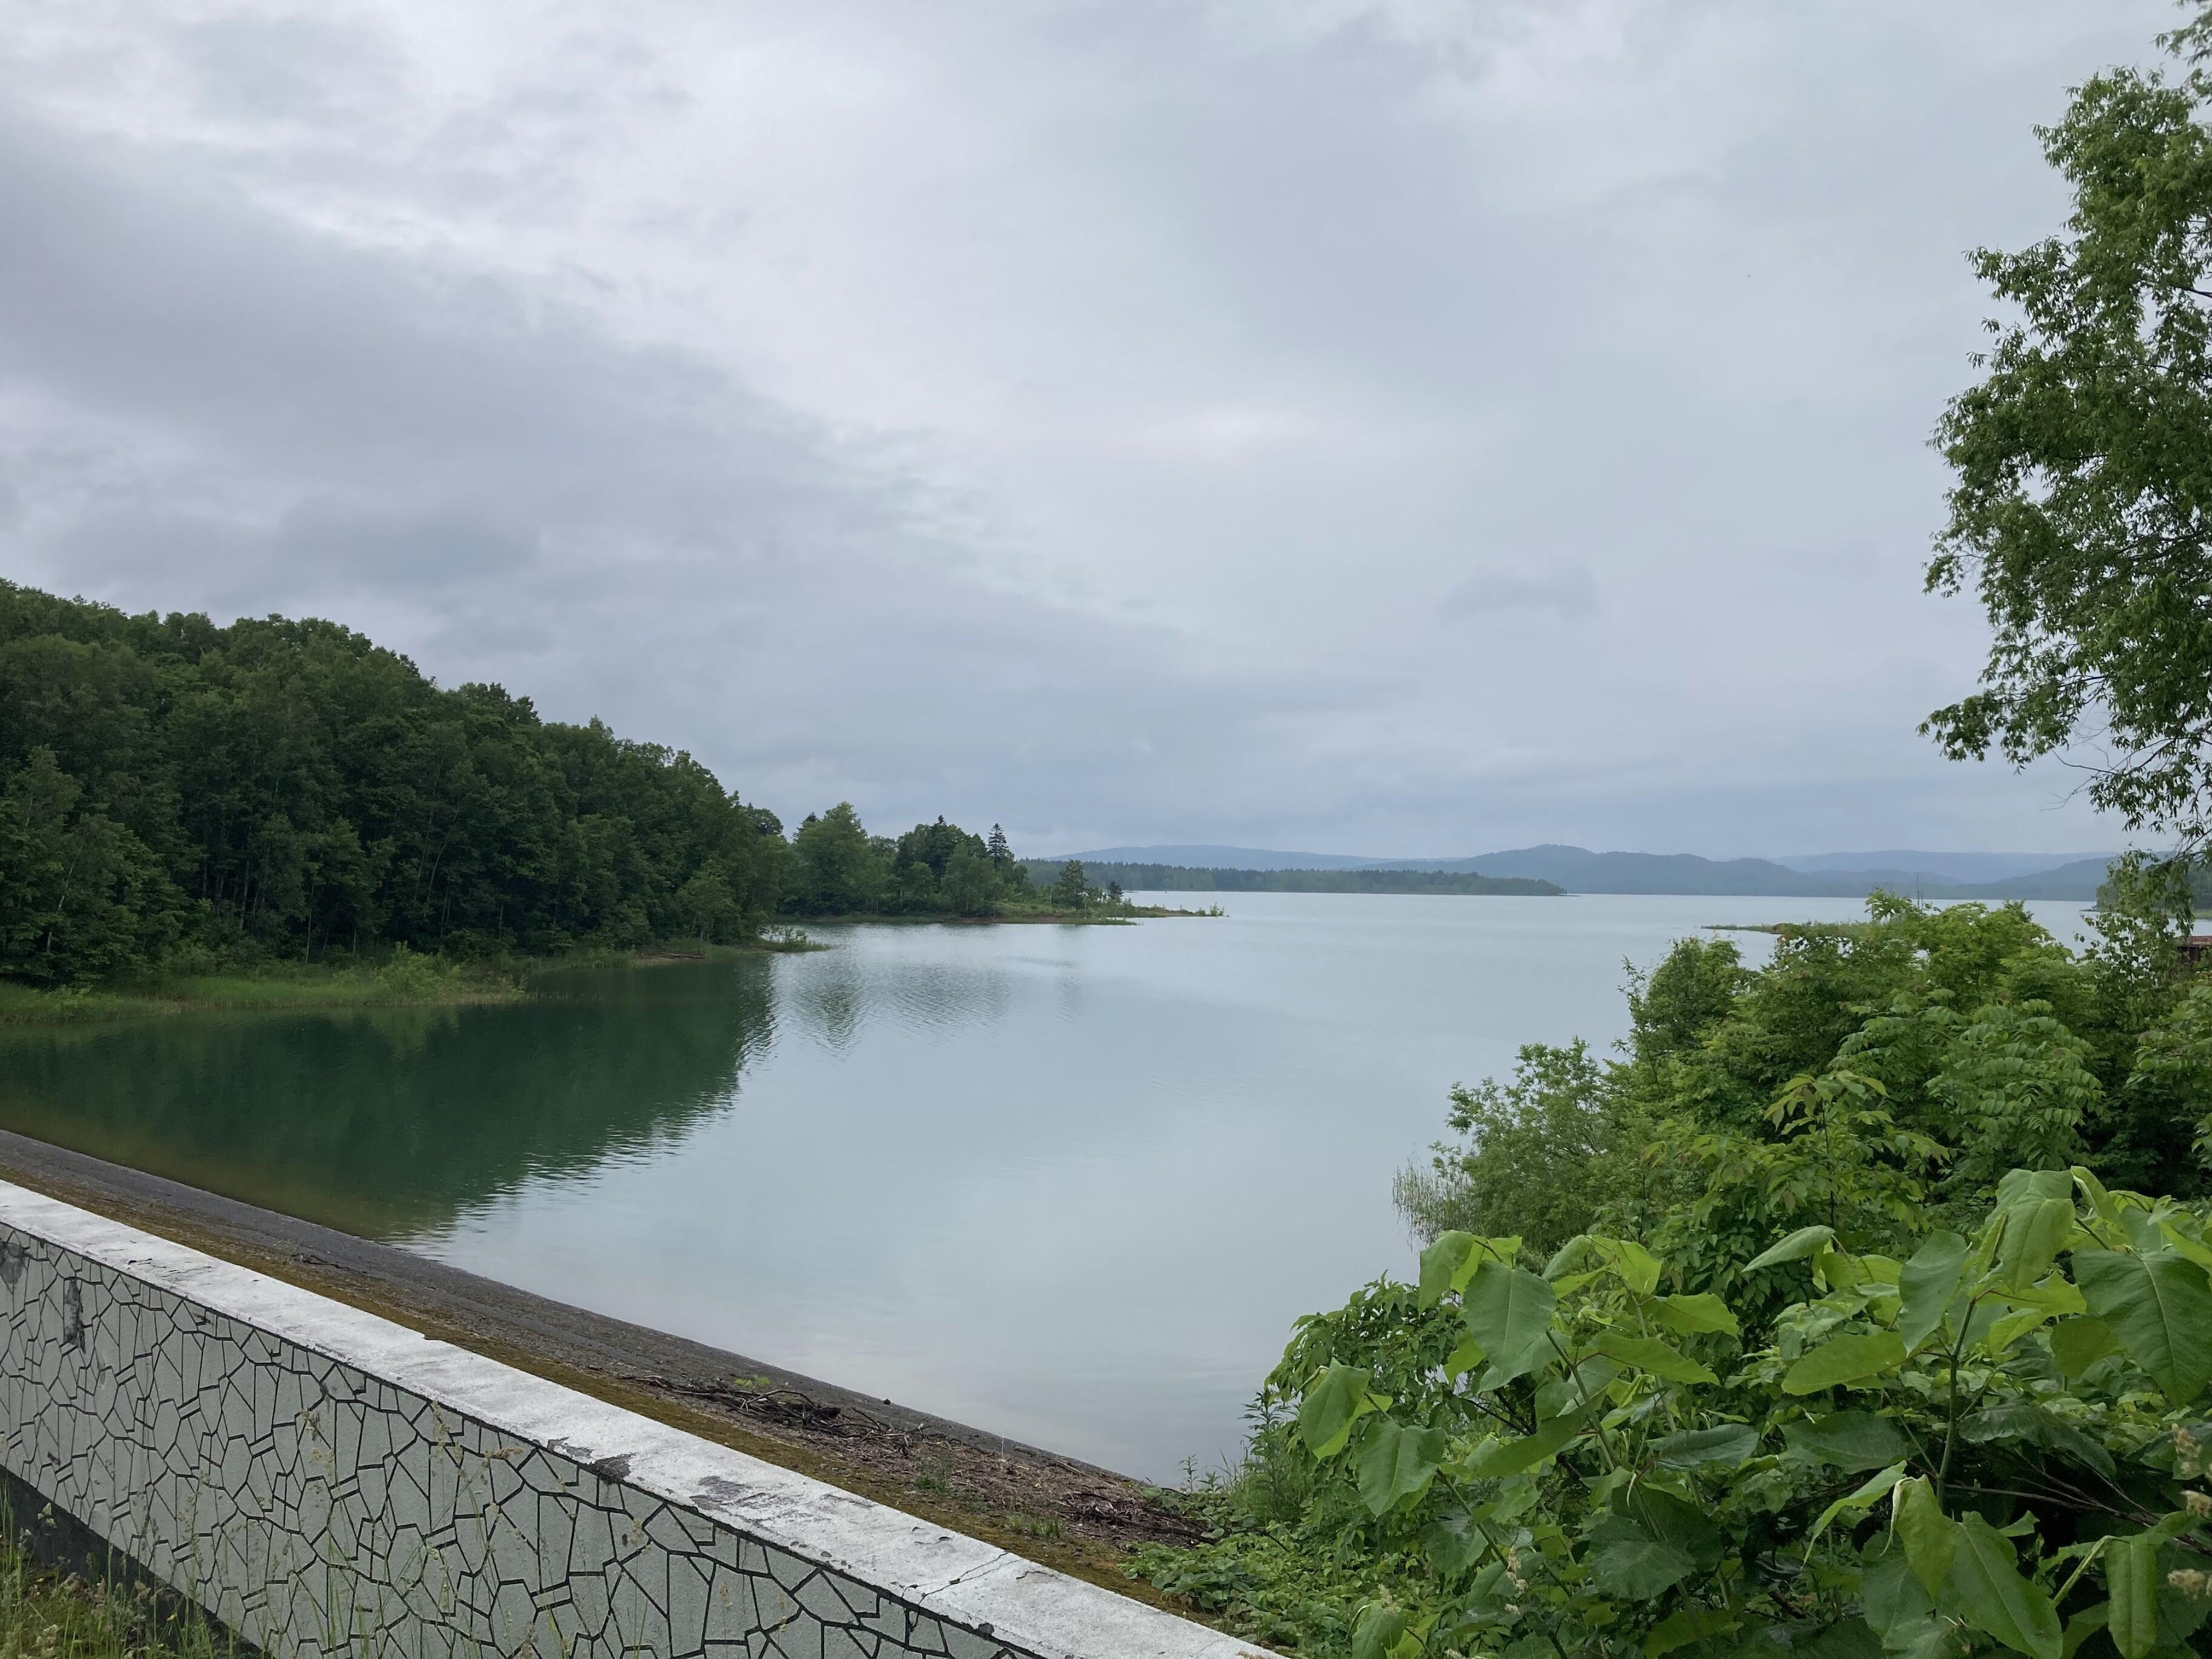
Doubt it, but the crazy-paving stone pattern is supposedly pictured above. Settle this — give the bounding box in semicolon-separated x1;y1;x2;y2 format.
0;1225;1026;1659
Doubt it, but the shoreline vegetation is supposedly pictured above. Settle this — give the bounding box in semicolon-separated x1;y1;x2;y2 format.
0;897;1226;1025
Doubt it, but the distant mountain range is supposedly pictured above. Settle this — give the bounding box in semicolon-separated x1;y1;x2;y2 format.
1053;844;2131;900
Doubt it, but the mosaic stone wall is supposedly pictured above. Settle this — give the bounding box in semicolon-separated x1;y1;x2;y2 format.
0;1186;1256;1659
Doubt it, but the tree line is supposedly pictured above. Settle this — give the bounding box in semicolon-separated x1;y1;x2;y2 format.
0;582;1055;985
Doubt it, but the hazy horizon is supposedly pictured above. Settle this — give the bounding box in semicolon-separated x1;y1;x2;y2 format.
0;2;2177;856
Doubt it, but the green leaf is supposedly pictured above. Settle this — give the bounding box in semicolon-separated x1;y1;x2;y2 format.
1595;1331;1716;1385
2104;1533;2162;1659
1806;1461;1907;1548
1946;1514;2061;1659
1782;1331;1907;1394
1297;1363;1378;1458
1421;1510;1484;1578
1443;1336;1486;1381
1995;1197;2077;1289
1650;1423;1759;1469
1642;1606;1740;1657
2062;1604;2108;1659
1535;1356;1617;1422
1802;1618;1885;1659
1652;1292;1741;1338
1783;1409;1910;1472
1593;1236;1662;1295
1589;1533;1695;1601
2044;1318;2114;1380
1355;1418;1447;1515
1624;1486;1728;1566
1897;1229;1969;1352
1748;1224;1836;1271
1350;1601;1406;1659
1464;1409;1587;1477
1862;1549;1941;1659
1893;1477;1958;1600
1995;1168;2073;1209
1418;1232;1477;1308
1462;1260;1558;1384
2073;1247;2212;1404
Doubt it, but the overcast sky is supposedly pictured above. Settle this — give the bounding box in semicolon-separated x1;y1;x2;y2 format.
0;1;2182;857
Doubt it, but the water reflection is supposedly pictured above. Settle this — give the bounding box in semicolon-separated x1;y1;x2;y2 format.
0;959;775;1237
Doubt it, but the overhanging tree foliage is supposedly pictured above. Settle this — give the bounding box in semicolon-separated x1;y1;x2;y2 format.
1927;8;2212;846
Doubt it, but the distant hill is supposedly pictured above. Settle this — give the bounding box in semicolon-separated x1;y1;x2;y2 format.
1772;849;2112;883
1052;843;2137;900
1028;861;1561;897
1058;844;1388;871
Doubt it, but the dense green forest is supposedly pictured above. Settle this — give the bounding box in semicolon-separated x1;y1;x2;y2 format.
0;582;1068;986
1030;862;1561;897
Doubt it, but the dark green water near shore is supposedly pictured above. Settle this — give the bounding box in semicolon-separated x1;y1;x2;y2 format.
0;893;2096;1478
0;962;775;1237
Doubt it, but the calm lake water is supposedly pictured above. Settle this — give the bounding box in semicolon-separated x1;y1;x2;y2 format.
0;893;2094;1480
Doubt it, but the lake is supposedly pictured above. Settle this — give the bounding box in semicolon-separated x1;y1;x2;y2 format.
0;892;2096;1480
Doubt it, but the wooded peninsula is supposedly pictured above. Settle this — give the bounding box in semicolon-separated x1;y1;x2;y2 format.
0;581;1149;1000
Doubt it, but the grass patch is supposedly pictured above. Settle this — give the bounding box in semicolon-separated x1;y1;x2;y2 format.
0;929;829;1026
0;1524;235;1657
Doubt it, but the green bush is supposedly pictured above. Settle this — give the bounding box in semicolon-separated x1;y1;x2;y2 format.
1144;897;2212;1658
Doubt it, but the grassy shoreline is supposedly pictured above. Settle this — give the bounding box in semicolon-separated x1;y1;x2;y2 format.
0;935;817;1026
0;906;1217;1026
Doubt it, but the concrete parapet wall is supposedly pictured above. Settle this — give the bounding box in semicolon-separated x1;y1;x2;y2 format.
0;1182;1260;1659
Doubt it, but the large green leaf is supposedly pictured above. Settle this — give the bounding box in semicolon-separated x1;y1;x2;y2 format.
1652;1291;1741;1337
1641;1606;1741;1657
1945;1514;2061;1659
1783;1409;1910;1472
1892;1477;1957;1599
1896;1230;1969;1352
1994;1197;2077;1290
1355;1418;1447;1515
1589;1534;1695;1601
1782;1331;1907;1394
1464;1409;1587;1477
1807;1462;1908;1547
1463;1260;1558;1383
1592;1236;1662;1295
1994;1168;2073;1208
1297;1363;1378;1457
1417;1232;1478;1308
1650;1423;1760;1469
1596;1331;1716;1385
1748;1224;1836;1271
2072;1247;2212;1403
1622;1484;1728;1567
2104;1532;2162;1659
1350;1601;1406;1659
1861;1548;1942;1659
1421;1511;1484;1578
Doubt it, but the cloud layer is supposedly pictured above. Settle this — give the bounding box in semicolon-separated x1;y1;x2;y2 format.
0;1;2177;856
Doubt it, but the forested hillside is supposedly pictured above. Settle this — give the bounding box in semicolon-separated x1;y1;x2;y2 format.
0;582;1052;985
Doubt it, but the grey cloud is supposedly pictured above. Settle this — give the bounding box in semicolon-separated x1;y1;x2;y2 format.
0;99;1392;843
1440;562;1599;622
0;3;2179;854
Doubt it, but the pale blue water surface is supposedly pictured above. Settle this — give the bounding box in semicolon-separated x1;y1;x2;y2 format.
0;893;2094;1478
